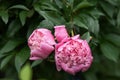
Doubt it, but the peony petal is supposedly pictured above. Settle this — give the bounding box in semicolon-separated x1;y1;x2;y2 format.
61;63;76;75
55;37;93;75
30;42;54;60
40;42;54;57
83;40;92;54
38;28;51;34
56;62;62;71
28;28;56;60
30;56;42;60
29;49;43;60
54;25;69;42
55;37;70;50
71;35;80;40
38;28;56;45
43;33;56;46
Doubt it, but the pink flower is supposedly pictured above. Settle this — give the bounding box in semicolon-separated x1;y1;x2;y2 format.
55;26;93;75
28;28;56;60
54;25;69;42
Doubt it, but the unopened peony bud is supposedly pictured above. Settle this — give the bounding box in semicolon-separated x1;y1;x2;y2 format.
54;25;69;42
28;28;56;60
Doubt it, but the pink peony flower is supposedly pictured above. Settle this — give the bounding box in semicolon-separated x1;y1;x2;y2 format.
28;28;56;60
55;26;93;75
54;25;69;42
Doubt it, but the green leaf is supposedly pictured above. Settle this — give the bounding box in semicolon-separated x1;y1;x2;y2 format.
100;1;114;18
84;72;98;80
74;14;99;36
88;9;104;18
34;1;60;13
74;16;88;29
0;54;8;59
54;0;63;8
6;20;21;37
0;39;23;54
27;26;35;39
100;42;120;62
27;10;34;18
0;55;13;69
106;0;118;6
73;1;93;12
0;11;9;24
105;34;120;47
117;9;120;27
38;20;54;29
34;3;65;25
15;47;30;72
38;11;65;25
41;2;60;13
33;3;40;12
9;5;29;11
88;19;99;36
81;32;91;43
26;18;40;39
31;60;43;68
19;11;28;26
19;63;32;80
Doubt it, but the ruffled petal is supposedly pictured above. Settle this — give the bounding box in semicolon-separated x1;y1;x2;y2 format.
54;25;69;42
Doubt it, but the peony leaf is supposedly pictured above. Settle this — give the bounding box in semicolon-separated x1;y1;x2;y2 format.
9;5;29;11
6;20;21;37
73;1;93;12
81;32;91;43
0;55;13;69
0;39;23;54
19;11;28;26
104;34;120;47
0;10;9;24
15;47;30;72
31;60;43;68
100;42;120;62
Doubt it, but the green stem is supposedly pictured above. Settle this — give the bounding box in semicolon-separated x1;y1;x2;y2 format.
71;29;74;36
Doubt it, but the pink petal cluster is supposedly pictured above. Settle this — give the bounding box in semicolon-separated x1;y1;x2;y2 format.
55;25;93;75
28;28;56;60
28;25;93;75
54;25;69;42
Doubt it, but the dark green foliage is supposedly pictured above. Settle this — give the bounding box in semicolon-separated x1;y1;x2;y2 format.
0;0;120;80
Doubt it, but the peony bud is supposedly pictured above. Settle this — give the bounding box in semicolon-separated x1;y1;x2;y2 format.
54;25;69;42
28;28;56;60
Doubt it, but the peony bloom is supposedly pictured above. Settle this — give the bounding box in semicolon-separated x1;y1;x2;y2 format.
54;25;69;42
55;26;93;75
28;28;56;60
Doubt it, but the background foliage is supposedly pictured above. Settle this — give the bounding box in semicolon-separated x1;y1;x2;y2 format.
0;0;120;80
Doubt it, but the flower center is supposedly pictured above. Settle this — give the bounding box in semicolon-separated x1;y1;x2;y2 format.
57;40;89;68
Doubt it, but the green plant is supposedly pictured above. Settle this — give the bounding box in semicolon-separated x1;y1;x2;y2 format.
0;0;120;80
